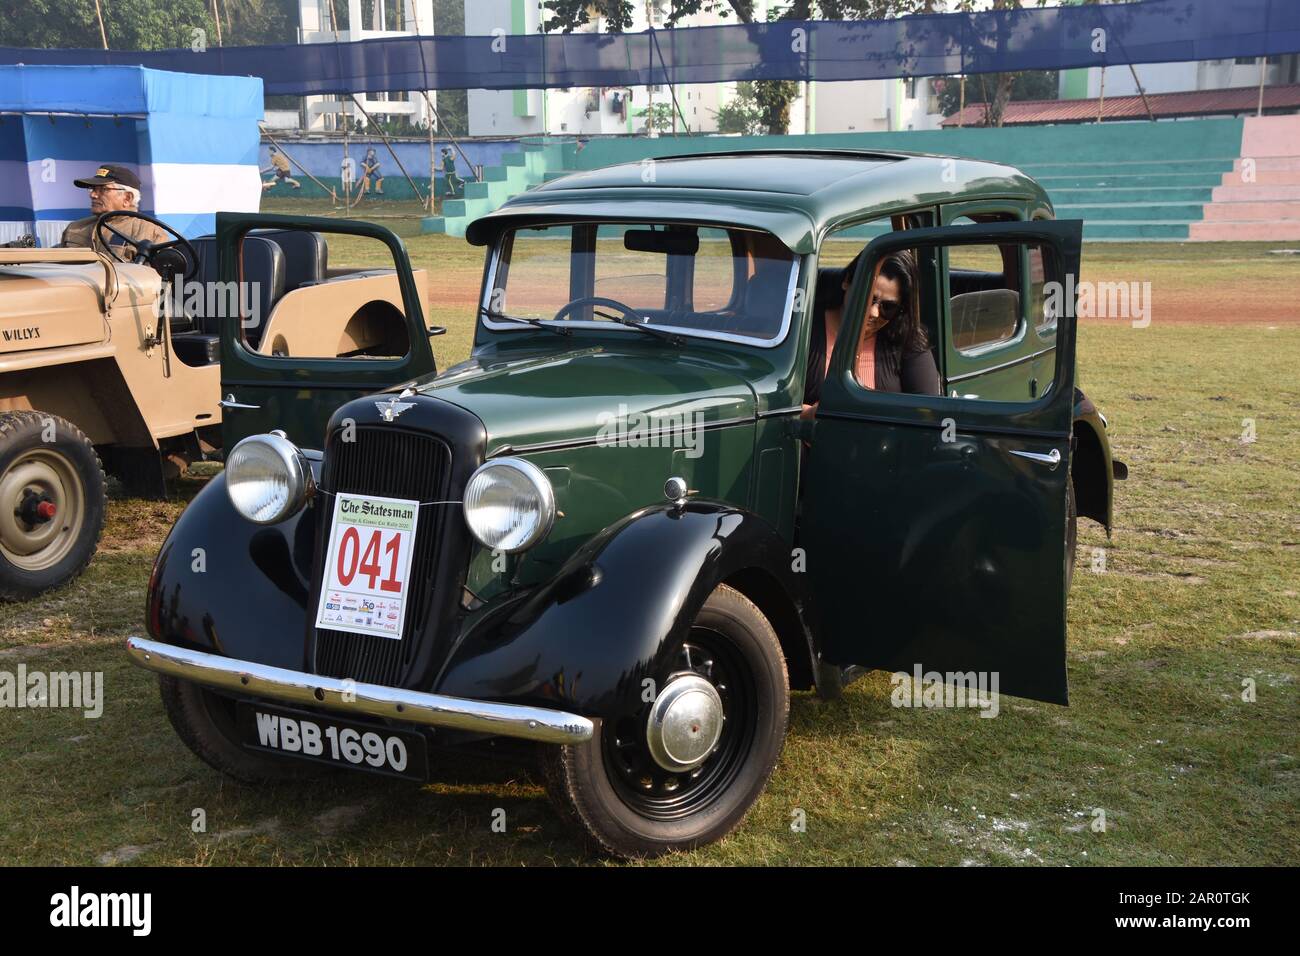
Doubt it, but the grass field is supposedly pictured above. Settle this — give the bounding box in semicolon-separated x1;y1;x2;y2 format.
1;228;1296;866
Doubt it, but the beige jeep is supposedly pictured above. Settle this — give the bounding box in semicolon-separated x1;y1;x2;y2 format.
0;213;427;599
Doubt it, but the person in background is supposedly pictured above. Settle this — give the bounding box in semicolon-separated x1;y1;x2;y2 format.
359;147;384;196
58;164;170;260
441;146;465;199
262;146;301;191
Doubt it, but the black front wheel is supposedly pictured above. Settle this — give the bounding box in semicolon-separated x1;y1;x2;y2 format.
543;584;789;858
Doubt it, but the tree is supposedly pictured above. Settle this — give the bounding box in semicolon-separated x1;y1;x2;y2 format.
642;102;676;133
0;0;216;50
934;70;1059;126
711;81;765;135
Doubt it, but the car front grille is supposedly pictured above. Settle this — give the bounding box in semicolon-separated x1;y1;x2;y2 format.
312;426;453;686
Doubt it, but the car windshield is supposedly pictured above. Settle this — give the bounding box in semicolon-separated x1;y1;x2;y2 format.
484;222;798;343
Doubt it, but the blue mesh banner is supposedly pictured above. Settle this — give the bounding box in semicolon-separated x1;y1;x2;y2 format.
1;0;1297;95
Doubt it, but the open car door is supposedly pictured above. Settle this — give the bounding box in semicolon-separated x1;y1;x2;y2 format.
800;220;1083;705
216;213;438;450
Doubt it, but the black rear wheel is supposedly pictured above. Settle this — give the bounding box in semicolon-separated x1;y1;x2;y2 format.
543;584;789;858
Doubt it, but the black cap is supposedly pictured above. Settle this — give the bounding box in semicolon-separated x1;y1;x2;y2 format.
73;163;142;190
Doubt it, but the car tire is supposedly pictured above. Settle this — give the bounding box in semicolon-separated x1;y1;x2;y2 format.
1066;474;1078;592
0;410;106;601
542;584;789;858
159;676;329;784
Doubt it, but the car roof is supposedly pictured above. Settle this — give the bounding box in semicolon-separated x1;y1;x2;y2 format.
465;149;1051;252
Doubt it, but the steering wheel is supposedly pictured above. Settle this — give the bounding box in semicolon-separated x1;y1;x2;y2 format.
93;210;199;282
552;296;645;324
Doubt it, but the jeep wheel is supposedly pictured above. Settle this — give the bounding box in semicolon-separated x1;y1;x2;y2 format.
160;676;330;783
0;411;106;600
543;584;789;858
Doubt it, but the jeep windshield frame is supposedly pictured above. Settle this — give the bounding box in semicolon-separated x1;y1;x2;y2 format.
479;220;803;349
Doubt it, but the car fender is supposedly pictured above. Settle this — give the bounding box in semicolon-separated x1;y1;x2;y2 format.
145;466;320;670
434;500;821;720
1072;389;1118;532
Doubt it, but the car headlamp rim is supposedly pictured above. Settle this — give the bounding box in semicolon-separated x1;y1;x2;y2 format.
225;432;314;525
463;456;556;553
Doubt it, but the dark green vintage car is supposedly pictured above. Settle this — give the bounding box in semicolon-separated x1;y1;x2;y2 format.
129;150;1124;857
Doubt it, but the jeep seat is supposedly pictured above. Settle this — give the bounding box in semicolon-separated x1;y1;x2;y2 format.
250;229;328;293
182;236;286;347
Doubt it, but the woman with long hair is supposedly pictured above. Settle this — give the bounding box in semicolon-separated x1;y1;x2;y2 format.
802;247;940;419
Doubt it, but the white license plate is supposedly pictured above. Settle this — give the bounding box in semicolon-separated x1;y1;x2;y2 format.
314;492;419;641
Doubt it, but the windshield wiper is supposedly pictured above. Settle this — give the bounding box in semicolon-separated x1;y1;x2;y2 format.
478;306;572;336
591;309;684;347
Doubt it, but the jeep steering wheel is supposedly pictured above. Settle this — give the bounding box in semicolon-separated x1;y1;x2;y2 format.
93;210;199;282
552;296;645;325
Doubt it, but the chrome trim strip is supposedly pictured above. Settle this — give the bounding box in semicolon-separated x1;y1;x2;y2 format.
126;636;593;745
945;345;1055;384
488;414;756;458
1009;447;1062;470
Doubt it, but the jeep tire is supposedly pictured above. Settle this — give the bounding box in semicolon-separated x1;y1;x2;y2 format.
0;410;106;600
543;584;789;858
159;676;329;783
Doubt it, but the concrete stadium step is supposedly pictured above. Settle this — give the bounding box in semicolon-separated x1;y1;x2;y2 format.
1220;169;1300;186
1082;221;1192;240
1037;172;1227;189
1049;186;1215;204
1212;183;1300;202
1022;159;1235;177
1190;219;1300;240
1056;202;1205;222
1202;201;1300;221
1232;156;1300;171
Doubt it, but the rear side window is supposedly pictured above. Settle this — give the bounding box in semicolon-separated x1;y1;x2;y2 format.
946;241;1023;354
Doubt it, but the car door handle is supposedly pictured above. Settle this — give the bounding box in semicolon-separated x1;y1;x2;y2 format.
1010;447;1061;470
219;393;261;410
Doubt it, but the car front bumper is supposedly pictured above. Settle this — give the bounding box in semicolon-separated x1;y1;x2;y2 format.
126;636;594;745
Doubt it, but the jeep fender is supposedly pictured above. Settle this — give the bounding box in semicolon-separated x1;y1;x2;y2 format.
434;501;822;721
145;467;320;670
1072;390;1117;532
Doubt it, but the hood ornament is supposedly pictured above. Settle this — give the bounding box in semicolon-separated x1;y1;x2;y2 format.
375;397;416;422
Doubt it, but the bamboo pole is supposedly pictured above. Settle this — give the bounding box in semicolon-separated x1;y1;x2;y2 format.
1097;66;1105;123
1127;64;1155;121
93;0;108;49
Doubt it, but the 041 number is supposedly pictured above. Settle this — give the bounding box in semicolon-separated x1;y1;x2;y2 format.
335;527;403;593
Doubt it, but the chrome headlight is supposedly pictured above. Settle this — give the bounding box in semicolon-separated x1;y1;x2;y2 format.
463;457;555;553
225;431;313;524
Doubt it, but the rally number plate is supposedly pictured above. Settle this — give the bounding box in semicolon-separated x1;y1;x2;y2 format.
314;492;419;641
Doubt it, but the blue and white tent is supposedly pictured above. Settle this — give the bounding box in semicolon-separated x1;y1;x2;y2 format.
0;65;262;247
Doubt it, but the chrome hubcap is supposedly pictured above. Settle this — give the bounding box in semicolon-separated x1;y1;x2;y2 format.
645;674;724;772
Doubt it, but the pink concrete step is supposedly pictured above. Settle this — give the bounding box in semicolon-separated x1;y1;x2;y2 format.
1190;219;1300;240
1242;115;1300;157
1213;183;1300;202
1203;201;1300;221
1221;169;1300;186
1232;156;1300;172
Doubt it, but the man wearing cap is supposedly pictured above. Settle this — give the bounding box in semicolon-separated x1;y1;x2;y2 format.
440;146;464;199
58;164;171;259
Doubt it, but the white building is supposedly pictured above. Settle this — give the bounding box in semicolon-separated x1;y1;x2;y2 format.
298;0;438;132
463;0;945;137
1063;56;1300;100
